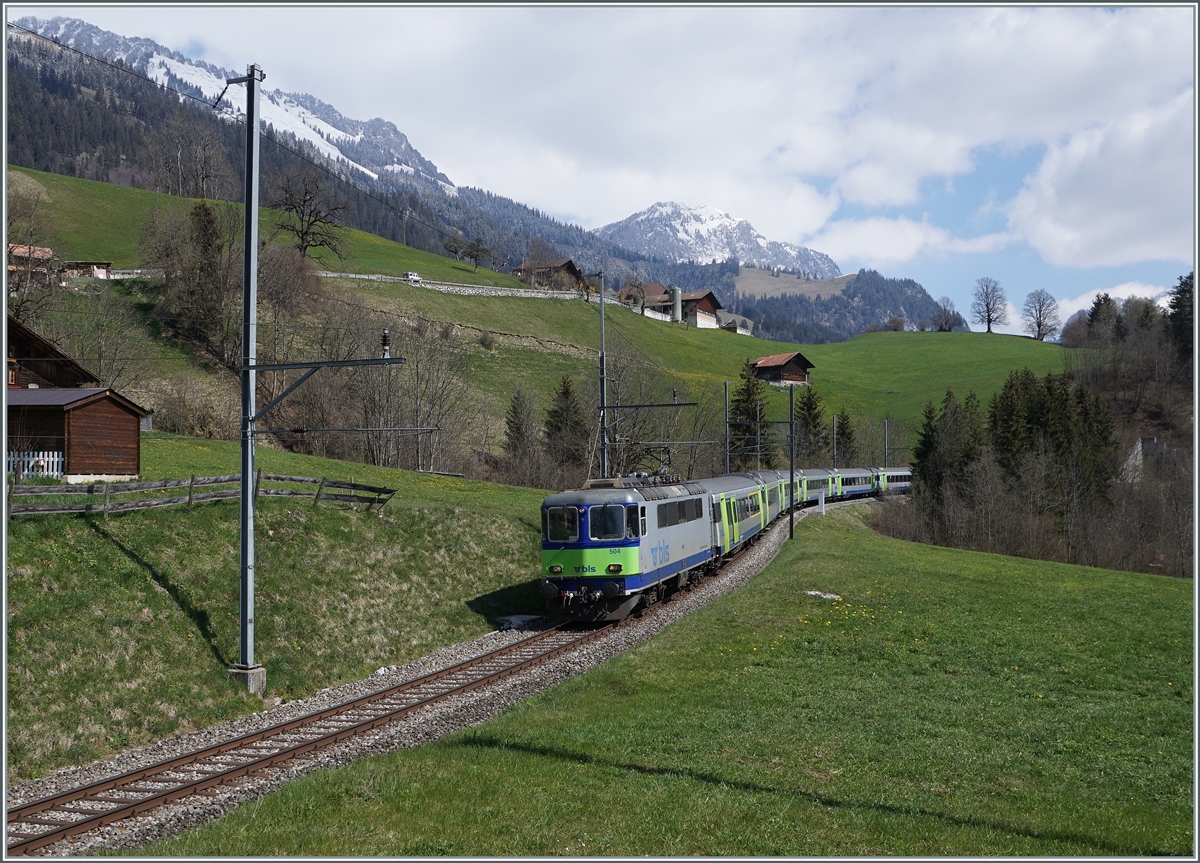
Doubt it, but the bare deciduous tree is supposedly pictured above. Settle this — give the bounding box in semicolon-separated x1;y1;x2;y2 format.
971;276;1008;333
270;171;348;264
139;199;244;367
932;296;958;332
1022;288;1061;341
443;231;466;261
6;181;57;321
463;236;493;273
151;115;234;200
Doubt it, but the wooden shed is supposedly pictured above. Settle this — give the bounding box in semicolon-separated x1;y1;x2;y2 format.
7;388;150;481
751;351;814;385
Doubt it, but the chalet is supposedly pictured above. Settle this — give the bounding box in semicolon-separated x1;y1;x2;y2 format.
60;260;113;280
6;315;150;482
642;289;724;328
513;258;584;288
716;310;754;336
7;244;55;287
751;351;814;385
7;315;100;389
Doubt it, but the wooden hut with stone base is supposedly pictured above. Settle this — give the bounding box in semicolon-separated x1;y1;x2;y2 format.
750;351;815;385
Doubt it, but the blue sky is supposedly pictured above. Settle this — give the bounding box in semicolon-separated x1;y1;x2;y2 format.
10;6;1197;333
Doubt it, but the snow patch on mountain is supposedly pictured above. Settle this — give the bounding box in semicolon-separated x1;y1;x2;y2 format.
15;15;455;191
597;201;841;278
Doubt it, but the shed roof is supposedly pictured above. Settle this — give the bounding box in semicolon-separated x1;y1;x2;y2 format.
7;387;150;415
643;290;724;310
7;244;54;261
752;351;814;370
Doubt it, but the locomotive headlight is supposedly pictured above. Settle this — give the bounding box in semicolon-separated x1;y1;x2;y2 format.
606;564;623;574
548;565;563;574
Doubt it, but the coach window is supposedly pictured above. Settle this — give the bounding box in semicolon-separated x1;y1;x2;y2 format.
590;504;626;541
626;504;640;538
545;507;578;542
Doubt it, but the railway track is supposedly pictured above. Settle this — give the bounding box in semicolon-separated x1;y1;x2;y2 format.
5;622;616;856
5;531;771;856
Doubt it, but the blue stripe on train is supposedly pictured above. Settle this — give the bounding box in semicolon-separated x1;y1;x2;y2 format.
622;548;715;591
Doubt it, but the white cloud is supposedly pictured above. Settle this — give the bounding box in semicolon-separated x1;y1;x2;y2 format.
1057;281;1171;322
1007;90;1195;267
8;5;1195;274
804;217;1011;269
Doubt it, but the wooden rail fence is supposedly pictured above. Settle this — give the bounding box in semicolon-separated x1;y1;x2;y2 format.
6;472;397;518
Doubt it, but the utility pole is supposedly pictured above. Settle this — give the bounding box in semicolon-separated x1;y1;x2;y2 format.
231;63;266;695
597;271;608;479
832;414;837;470
789;384;795;539
723;381;729;474
884;418;888;469
755;401;762;471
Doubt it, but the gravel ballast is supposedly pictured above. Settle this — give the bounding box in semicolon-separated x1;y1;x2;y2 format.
9;503;860;855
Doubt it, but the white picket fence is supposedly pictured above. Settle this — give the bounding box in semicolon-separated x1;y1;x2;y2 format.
7;451;63;479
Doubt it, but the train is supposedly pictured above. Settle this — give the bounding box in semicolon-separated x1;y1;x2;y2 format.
539;465;912;621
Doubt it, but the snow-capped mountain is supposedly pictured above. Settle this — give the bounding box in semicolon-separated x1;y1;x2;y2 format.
12;16;456;196
597;202;841;278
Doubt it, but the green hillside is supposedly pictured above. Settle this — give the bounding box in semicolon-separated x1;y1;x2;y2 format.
141;507;1193;856
10;165;1066;435
6;165;523;287
6;433;548;781
336;274;1065;426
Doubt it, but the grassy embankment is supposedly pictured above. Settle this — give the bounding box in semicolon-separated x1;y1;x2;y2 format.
337;273;1065;427
139;507;1193;857
7;164;524;287
11;164;1065;429
6;434;547;781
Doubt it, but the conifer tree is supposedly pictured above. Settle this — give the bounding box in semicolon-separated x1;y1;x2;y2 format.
792;385;830;465
543;375;587;466
729;360;778;469
504;386;538;460
834;407;856;467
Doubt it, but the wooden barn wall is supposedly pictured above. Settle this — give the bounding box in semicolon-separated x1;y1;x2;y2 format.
64;399;140;475
6;406;65;450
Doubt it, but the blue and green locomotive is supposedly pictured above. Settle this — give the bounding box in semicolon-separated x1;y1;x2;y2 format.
539;465;911;620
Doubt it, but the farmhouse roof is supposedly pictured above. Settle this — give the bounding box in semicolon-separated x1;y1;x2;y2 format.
752;351;814;370
7;244;54;261
6;386;150;415
514;259;577;271
643;290;724;310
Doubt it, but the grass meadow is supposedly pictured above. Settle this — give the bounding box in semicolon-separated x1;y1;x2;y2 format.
7;165;523;287
12;163;1067;431
6;435;548;781
136;506;1193;857
338;272;1066;429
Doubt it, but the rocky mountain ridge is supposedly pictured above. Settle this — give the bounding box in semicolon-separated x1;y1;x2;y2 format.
597;201;841;278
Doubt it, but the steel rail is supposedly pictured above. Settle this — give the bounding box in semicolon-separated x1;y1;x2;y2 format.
4;498;824;857
5;623;608;856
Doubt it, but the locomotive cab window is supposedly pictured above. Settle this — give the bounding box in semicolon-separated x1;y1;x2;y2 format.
589;504;626;541
626;504;640;538
544;507;578;542
640;506;647;536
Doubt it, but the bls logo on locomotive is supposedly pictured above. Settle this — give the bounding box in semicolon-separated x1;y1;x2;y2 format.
573;565;597;573
650;540;670;567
